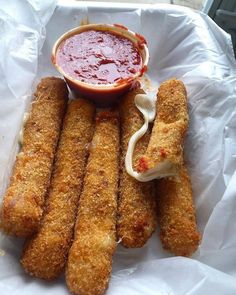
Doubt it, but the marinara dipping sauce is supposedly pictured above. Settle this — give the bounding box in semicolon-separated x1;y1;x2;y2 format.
52;24;149;106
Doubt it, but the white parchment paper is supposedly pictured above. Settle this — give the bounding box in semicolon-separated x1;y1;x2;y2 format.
1;1;236;294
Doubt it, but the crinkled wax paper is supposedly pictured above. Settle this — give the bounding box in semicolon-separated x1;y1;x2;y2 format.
1;0;236;294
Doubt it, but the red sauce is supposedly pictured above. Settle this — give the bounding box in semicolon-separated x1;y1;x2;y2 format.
140;65;147;76
135;33;147;44
137;157;148;172
113;24;128;30
56;30;142;85
135;33;147;50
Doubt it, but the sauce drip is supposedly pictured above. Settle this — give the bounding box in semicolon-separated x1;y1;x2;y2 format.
56;30;142;85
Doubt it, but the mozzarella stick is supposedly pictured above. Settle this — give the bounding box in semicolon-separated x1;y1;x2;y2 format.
1;77;68;237
156;166;201;256
66;111;119;295
117;89;157;248
21;99;95;280
138;79;188;174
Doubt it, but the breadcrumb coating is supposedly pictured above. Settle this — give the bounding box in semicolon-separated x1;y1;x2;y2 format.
138;79;188;173
21;99;95;280
1;77;68;237
156;166;201;256
66;110;119;295
117;89;157;248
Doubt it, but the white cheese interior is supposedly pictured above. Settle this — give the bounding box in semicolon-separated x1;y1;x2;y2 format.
18;112;29;145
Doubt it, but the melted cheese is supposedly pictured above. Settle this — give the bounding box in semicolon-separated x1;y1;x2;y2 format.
125;93;177;182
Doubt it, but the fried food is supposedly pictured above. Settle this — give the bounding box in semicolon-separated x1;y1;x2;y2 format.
21;99;95;280
66;110;119;295
138;79;188;174
156;165;201;256
1;77;68;237
117;89;157;248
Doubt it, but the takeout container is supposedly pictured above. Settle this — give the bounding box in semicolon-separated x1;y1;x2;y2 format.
51;23;149;106
3;1;236;294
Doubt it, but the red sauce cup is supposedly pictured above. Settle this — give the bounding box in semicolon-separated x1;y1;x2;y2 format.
51;23;149;106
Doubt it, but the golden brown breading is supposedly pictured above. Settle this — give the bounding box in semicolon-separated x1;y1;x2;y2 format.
156;166;201;256
138;79;188;173
66;110;119;295
1;77;68;237
21;99;95;280
117;89;157;248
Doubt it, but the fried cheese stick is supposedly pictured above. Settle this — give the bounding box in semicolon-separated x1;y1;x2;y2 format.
138;79;188;174
117;89;157;248
66;111;119;295
156;165;201;256
1;77;68;237
21;99;95;280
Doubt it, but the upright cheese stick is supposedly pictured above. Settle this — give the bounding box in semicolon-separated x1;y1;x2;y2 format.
156;166;201;256
118;89;157;248
21;99;95;280
66;111;119;295
1;77;68;237
138;79;188;174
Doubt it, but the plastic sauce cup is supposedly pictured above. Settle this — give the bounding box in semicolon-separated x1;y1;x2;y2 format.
51;23;149;106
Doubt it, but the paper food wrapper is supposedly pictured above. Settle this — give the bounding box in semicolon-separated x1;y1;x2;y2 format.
0;0;236;294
